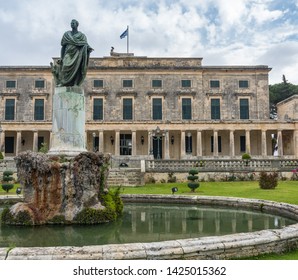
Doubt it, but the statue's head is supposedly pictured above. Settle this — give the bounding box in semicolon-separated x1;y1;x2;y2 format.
71;19;79;28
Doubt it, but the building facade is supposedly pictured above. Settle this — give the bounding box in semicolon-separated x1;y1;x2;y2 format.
0;55;297;160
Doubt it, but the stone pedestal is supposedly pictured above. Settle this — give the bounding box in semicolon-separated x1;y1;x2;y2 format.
48;86;86;156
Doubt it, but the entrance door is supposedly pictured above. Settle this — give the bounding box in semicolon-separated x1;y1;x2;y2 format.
5;137;14;154
153;137;163;159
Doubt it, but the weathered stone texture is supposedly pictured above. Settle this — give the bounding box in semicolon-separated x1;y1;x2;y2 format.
5;151;110;225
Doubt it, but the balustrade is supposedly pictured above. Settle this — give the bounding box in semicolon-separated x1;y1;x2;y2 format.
145;159;298;172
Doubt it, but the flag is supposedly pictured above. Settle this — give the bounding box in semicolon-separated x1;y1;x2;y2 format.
120;28;128;39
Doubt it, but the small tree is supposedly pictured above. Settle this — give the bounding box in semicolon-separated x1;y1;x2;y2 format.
39;142;48;153
2;170;14;193
187;169;200;192
259;171;278;189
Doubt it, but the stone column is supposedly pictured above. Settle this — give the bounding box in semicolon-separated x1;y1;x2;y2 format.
181;130;186;159
33;130;38;152
0;129;5;152
213;130;218;157
295;129;298;158
132;130;136;156
229;130;235;157
148;131;152;155
115;130;120;156
164;130;170;159
196;130;202;157
98;130;104;153
16;131;22;155
262;130;267;157
277;130;283;157
245;129;251;154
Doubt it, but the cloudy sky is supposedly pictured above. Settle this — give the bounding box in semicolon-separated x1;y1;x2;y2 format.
0;0;298;84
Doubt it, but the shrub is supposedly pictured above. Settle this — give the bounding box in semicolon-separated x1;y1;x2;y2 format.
2;170;14;193
0;152;3;160
146;175;156;184
187;169;199;192
2;184;13;193
259;172;278;189
39;143;48;153
167;172;177;183
242;153;251;160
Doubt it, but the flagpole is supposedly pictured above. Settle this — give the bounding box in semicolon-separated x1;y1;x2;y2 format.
127;25;129;53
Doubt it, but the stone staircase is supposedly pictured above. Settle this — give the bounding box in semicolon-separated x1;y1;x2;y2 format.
107;168;144;186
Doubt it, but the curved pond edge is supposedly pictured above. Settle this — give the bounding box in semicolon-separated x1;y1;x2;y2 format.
1;194;298;260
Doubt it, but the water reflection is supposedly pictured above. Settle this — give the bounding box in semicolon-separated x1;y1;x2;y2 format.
0;203;295;247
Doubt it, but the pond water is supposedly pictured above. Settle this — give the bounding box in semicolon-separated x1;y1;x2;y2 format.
0;203;296;247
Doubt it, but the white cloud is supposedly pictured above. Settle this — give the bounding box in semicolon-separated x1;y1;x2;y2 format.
0;0;297;84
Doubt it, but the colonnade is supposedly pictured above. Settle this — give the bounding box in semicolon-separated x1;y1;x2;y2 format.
1;127;297;159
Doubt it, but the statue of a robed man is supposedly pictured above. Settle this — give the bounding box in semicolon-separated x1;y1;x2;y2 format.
52;19;93;87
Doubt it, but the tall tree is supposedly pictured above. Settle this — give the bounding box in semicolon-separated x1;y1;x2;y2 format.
269;75;298;119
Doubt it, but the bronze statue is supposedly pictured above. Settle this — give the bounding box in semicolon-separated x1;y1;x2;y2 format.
54;19;93;87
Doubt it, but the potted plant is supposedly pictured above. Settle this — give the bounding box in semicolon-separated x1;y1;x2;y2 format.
242;153;251;166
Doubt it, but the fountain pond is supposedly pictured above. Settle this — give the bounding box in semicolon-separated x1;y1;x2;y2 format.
0;201;296;248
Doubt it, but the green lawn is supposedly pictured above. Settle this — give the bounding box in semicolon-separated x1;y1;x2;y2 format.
118;181;298;205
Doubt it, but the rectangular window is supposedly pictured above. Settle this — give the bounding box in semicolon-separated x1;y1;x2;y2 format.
182;98;192;120
211;99;220;119
122;79;133;88
181;79;191;88
152;98;162;120
240;99;249;119
93;79;104;88
239;80;249;88
211;136;222;153
120;134;132;155
210;80;220;88
6;80;16;88
93;98;103;120
34;99;44;120
240;136;246;152
5;137;14;154
35;80;45;88
123;98;133;120
5;99;15;120
152;79;162;88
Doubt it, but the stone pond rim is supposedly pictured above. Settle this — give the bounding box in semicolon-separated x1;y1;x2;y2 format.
1;195;298;260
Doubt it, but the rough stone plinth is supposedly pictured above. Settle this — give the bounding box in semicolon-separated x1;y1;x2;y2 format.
3;151;110;225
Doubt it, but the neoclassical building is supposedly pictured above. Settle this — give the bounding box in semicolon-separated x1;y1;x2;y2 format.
0;55;297;160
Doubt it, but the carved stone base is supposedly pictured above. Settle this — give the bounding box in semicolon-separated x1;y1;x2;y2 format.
48;86;86;156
